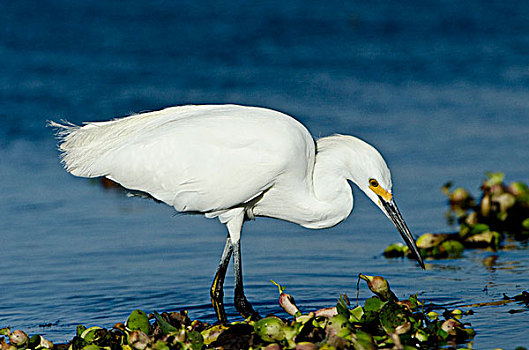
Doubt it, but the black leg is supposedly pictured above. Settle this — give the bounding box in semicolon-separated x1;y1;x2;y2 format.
233;239;260;320
210;235;233;323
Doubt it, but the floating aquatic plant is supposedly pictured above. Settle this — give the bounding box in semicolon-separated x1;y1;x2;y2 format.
384;172;529;261
0;275;480;349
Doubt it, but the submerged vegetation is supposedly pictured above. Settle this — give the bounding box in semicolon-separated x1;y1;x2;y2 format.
384;172;529;260
0;275;479;350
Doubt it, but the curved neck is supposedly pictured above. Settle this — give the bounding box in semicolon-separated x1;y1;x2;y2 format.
302;140;354;229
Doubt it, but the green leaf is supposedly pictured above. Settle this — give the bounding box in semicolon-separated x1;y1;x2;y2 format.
484;172;504;186
325;314;350;336
379;302;408;335
408;294;420;309
517;194;529;205
470;223;490;235
383;243;408;258
426;311;439;320
126;309;150;334
186;331;204;350
459;223;470;238
153;311;178;335
76;325;86;337
437;328;449;340
416;233;450;249
336;294;351;318
522;217;529;229
253;316;285;342
491;231;502;250
351;330;375;350
414;328;429;342
440;240;464;258
80;327;102;342
364;297;386;313
28;335;42;349
350;305;364;323
81;345;101;350
151;340;171;350
70;336;88;350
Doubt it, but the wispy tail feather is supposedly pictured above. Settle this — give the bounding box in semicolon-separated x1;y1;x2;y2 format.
48;120;113;178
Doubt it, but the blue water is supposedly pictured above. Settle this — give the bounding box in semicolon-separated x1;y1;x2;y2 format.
2;1;529;347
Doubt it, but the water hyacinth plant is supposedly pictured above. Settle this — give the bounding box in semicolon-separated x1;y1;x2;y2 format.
384;172;529;261
0;275;477;350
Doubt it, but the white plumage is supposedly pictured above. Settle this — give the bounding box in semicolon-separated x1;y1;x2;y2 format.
51;104;423;321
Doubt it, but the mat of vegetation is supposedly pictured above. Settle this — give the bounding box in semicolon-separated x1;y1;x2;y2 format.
4;173;528;350
384;172;529;260
0;274;481;350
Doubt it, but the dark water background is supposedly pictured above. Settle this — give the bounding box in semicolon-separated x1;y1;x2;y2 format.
2;1;529;347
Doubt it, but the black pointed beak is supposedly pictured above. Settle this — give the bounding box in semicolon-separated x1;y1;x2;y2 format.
380;197;425;269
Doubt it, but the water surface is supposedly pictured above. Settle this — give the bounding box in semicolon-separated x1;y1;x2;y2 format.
1;1;529;347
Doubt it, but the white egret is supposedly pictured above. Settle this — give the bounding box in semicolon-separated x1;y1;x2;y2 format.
51;104;424;322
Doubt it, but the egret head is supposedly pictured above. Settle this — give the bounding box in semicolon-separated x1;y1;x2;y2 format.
342;136;425;269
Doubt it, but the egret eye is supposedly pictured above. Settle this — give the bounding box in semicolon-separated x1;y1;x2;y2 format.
369;179;379;187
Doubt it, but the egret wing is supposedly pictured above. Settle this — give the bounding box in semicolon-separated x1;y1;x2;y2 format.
100;124;280;212
54;105;313;214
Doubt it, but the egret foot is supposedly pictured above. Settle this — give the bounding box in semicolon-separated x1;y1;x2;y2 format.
234;287;260;320
232;238;260;320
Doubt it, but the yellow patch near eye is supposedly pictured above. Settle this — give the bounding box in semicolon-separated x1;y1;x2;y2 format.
369;183;393;202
